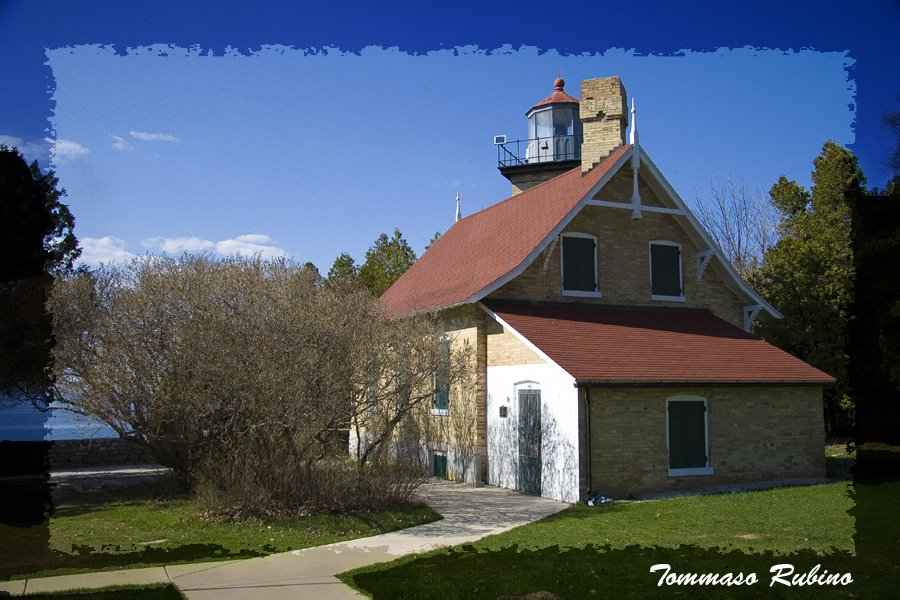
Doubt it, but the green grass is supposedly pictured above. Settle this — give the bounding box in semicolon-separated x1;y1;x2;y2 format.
459;481;854;555
15;584;184;599
341;481;873;599
1;477;440;581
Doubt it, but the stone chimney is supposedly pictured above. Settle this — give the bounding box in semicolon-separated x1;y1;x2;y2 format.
579;77;628;173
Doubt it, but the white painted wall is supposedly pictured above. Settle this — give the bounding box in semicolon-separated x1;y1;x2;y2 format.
487;363;579;503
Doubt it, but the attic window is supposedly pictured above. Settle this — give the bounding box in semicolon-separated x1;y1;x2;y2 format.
650;241;684;302
561;233;600;297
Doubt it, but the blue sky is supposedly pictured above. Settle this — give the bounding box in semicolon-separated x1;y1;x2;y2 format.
1;1;896;271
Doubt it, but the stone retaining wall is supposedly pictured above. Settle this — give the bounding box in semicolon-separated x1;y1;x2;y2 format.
49;438;156;468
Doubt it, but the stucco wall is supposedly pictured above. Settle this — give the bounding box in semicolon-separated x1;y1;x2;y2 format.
583;385;826;499
486;322;580;503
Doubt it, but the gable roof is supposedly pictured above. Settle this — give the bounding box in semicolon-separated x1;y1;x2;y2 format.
484;301;834;385
381;145;631;317
382;143;779;320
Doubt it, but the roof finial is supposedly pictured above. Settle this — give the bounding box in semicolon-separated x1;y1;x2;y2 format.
629;97;639;146
455;189;462;222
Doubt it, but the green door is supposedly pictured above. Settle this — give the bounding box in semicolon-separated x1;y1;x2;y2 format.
517;389;542;496
433;452;447;479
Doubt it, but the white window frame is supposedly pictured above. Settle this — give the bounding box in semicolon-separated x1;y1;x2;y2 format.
649;240;686;302
665;395;713;477
561;232;601;298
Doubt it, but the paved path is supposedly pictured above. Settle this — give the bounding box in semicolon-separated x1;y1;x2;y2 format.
0;481;568;599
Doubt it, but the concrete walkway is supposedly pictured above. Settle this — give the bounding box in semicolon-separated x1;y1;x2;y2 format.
0;481;568;598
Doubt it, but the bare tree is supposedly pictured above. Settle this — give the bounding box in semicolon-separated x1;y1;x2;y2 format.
692;178;779;279
48;254;466;516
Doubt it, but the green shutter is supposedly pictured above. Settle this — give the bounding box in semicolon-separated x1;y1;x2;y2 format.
563;236;597;292
668;400;707;469
651;244;682;297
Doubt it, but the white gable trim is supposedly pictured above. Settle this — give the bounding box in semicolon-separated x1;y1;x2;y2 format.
478;302;573;379
587;199;684;216
465;147;634;304
633;149;781;319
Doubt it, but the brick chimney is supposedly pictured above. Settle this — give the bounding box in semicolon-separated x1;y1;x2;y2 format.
579;77;628;173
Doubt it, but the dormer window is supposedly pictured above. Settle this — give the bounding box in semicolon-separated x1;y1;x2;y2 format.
650;241;684;301
561;233;599;297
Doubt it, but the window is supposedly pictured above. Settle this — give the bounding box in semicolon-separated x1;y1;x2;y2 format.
432;338;451;415
666;396;712;476
562;233;599;296
650;241;684;301
366;382;378;412
365;358;379;412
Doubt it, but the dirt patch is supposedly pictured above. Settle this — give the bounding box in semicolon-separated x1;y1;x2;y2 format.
736;533;764;540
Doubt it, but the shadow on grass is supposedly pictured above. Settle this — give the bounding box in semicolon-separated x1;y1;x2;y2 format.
347;544;862;600
0;540;276;581
826;456;854;481
12;583;185;599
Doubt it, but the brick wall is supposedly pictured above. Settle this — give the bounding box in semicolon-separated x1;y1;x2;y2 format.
488;169;746;328
486;327;544;367
49;438;157;469
582;385;826;499
509;165;577;196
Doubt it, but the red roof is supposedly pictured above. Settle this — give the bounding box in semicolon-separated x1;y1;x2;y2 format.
381;145;631;317
486;301;835;384
529;77;580;111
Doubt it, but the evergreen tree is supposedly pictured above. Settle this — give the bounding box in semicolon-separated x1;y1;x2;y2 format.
751;141;864;437
0;146;80;393
327;252;360;286
358;229;417;297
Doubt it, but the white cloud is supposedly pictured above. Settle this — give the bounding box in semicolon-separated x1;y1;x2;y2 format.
143;233;288;260
111;135;134;151
129;131;181;143
47;138;90;161
142;236;214;253
0;134;48;161
216;234;289;259
79;236;136;266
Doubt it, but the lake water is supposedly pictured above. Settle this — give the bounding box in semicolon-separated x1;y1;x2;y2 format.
0;396;117;441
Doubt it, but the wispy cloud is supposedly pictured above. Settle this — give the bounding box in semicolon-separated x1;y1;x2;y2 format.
129;131;181;143
142;234;289;260
111;135;134;151
79;236;136;266
47;138;90;161
0;134;47;162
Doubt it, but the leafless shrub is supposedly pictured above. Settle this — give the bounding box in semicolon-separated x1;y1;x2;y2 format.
48;254;460;516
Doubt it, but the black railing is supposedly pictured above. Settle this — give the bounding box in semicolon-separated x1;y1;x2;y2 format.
497;134;582;167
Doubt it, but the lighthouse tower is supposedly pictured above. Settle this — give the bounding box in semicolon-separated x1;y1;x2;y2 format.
496;77;583;194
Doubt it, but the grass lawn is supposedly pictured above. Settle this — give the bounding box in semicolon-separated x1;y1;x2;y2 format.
13;584;184;599
0;475;440;581
342;470;895;600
